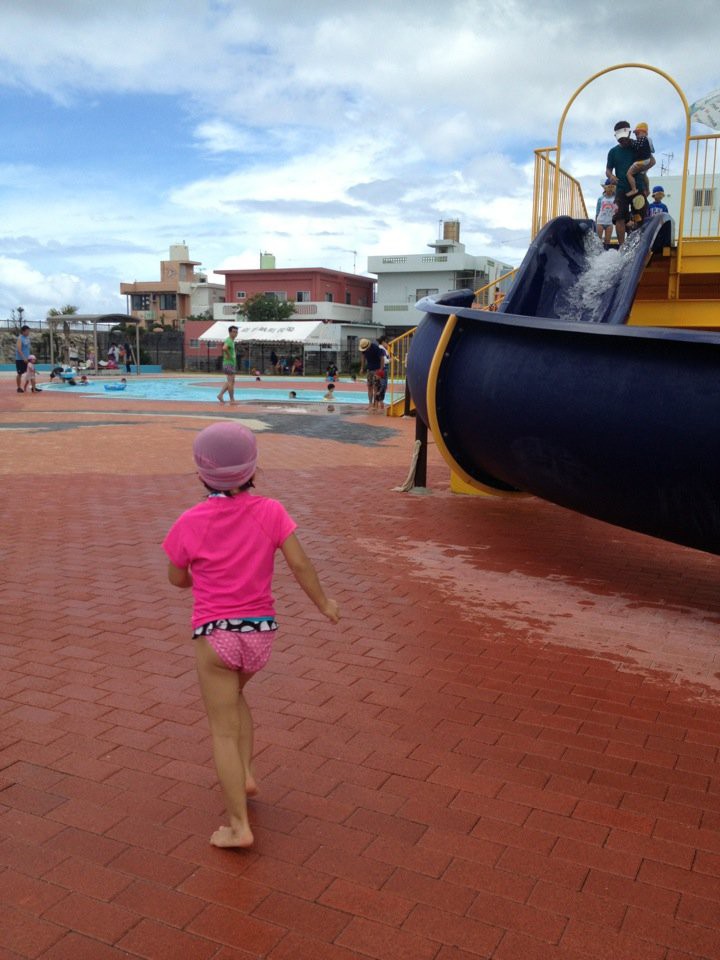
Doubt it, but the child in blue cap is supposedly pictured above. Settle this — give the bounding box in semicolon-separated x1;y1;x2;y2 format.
648;186;669;216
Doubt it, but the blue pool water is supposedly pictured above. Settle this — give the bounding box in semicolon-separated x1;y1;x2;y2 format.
41;376;368;405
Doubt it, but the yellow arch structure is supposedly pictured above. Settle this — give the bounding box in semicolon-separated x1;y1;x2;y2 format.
551;63;691;271
426;64;694;495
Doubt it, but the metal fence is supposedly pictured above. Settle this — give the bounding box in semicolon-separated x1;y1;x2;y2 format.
532;148;589;237
186;345;361;377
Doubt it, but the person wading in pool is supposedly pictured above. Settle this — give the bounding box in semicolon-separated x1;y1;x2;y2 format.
217;325;238;403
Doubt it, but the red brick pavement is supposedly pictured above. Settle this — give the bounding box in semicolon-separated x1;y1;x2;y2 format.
1;382;720;959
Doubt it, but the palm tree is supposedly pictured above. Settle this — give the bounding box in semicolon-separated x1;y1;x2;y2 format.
47;306;79;364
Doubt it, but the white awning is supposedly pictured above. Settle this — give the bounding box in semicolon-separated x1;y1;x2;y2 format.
199;320;326;344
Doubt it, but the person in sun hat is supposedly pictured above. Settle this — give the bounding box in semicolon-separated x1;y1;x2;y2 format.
625;121;656;198
163;420;340;851
606;122;639;245
358;336;384;412
649;185;669;216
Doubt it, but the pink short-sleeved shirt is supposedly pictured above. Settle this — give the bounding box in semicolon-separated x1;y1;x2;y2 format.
163;493;297;628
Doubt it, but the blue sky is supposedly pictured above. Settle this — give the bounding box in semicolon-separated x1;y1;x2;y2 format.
1;0;719;319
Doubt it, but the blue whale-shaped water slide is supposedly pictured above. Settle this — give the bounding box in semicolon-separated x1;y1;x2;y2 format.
406;215;720;555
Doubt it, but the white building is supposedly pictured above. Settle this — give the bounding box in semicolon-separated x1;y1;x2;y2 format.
367;221;515;334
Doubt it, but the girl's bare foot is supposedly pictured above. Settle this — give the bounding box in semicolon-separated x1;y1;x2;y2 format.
245;772;258;798
210;824;254;848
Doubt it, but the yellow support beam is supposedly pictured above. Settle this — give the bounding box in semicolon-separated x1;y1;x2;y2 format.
674;240;720;274
628;299;720;327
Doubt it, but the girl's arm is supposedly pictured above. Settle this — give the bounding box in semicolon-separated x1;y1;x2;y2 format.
280;533;340;623
167;561;193;589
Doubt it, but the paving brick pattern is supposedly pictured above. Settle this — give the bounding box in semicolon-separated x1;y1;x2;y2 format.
1;382;720;958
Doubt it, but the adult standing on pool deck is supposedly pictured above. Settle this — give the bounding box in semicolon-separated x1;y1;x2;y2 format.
217;325;238;403
359;337;384;412
15;324;32;394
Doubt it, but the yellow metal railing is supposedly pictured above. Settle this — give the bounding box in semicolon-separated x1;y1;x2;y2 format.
386;328;414;412
385;272;519;413
532;148;588;237
685;134;720;240
473;268;517;310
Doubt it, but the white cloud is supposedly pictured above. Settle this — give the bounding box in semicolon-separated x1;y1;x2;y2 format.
0;255;120;317
0;0;719;315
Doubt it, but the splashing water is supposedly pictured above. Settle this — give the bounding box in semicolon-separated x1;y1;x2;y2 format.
556;229;644;323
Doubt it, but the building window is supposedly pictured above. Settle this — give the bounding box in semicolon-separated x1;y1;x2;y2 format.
296;290;311;302
159;294;177;310
264;291;287;301
345;292;351;304
324;292;334;302
416;288;439;299
693;188;715;208
236;291;246;299
131;294;150;310
190;339;199;347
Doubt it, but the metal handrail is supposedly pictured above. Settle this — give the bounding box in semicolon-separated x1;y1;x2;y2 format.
384;271;520;411
532;148;588;238
686;134;720;240
386;328;415;410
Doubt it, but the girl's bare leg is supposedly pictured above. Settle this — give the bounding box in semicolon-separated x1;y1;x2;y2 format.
236;688;257;797
195;637;255;848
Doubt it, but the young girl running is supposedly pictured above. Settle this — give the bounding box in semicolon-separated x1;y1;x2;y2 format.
163;421;340;849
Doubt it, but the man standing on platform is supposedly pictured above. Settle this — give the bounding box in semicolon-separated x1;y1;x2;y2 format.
606;121;639;246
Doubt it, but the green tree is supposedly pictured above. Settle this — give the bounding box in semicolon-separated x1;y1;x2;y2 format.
237;294;295;324
48;305;79;316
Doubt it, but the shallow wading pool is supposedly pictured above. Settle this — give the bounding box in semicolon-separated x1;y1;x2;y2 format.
40;376;369;405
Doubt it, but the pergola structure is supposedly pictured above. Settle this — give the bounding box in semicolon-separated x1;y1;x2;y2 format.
47;313;141;374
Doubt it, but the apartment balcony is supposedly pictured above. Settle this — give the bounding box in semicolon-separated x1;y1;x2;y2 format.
213;301;373;324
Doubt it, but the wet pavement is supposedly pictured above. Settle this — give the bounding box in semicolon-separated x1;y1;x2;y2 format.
1;378;720;959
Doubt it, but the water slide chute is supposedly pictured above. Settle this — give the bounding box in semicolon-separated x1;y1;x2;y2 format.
406;217;720;555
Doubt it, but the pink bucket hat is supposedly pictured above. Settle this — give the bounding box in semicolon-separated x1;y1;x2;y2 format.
192;421;257;490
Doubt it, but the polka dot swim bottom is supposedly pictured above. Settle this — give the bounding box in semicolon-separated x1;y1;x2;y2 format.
193;617;278;672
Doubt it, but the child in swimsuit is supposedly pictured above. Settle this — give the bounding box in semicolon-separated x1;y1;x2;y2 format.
163;421;340;849
595;179;617;249
23;355;41;392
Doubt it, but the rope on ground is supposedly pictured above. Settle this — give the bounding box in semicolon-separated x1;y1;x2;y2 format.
392;439;422;492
